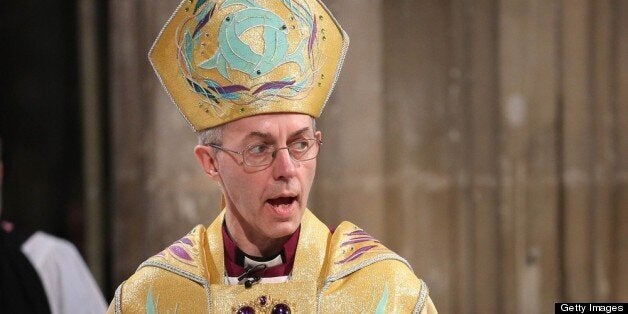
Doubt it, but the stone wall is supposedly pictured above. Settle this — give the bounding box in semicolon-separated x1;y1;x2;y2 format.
108;0;628;312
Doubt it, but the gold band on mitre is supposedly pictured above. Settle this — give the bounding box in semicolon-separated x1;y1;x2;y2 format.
149;0;349;131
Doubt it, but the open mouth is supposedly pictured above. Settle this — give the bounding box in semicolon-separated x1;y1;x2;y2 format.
266;196;297;207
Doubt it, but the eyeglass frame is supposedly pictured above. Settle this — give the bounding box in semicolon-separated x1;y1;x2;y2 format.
207;138;322;167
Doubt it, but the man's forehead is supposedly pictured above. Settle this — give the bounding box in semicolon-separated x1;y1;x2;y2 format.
223;113;315;137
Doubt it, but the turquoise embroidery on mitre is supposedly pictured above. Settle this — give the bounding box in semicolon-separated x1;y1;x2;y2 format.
198;0;308;79
176;0;319;115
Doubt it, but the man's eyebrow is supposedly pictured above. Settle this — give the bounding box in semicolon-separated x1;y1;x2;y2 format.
289;127;312;138
243;127;312;142
244;131;273;141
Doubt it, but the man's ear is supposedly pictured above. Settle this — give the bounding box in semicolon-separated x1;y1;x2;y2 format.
315;130;322;142
194;145;220;180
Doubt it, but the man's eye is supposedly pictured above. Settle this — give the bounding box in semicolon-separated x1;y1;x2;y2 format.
248;144;271;155
292;140;310;151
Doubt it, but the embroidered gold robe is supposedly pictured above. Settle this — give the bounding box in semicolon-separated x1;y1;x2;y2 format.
108;209;437;313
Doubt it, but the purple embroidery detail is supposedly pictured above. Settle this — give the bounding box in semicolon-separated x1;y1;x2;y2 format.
208;84;249;95
179;237;193;246
346;230;369;236
156;251;166;257
336;245;378;264
253;80;296;95
340;237;380;247
193;4;215;38
169;245;192;261
176;0;318;110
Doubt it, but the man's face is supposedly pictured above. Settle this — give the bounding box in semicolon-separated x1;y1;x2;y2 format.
213;113;321;242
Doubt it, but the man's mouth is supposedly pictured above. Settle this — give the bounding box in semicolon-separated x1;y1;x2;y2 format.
266;196;297;207
265;192;299;217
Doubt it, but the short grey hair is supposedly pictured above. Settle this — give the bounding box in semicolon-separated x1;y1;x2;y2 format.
197;125;224;146
196;116;317;146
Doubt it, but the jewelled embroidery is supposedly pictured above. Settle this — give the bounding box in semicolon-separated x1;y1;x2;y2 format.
233;294;293;314
176;0;322;117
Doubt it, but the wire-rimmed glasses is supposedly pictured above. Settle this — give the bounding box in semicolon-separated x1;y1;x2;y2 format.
208;139;322;167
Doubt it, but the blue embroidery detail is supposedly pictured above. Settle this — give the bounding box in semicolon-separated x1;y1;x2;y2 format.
375;284;389;314
198;0;306;79
146;287;156;314
176;0;319;114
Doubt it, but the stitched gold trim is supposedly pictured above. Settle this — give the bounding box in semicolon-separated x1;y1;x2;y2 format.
413;279;429;314
114;282;123;314
314;0;350;116
147;0;196;130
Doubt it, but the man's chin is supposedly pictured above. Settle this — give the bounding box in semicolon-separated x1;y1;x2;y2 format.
259;201;304;237
263;216;302;239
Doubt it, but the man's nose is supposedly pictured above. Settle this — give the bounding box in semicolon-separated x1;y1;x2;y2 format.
272;148;297;180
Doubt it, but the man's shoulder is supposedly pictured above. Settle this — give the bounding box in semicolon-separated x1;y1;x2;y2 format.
109;225;211;313
139;225;209;281
110;263;210;313
320;221;434;313
326;221;415;279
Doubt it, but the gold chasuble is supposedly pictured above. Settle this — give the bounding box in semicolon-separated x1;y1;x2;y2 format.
109;209;437;313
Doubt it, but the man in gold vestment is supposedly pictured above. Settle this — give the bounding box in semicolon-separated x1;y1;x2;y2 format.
109;0;437;312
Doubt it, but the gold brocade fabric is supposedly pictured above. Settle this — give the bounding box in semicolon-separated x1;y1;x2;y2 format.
149;0;349;131
109;209;438;313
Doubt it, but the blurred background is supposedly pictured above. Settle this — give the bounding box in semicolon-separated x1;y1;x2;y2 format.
1;0;626;312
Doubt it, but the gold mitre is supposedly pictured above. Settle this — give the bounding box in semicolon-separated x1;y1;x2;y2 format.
149;0;349;131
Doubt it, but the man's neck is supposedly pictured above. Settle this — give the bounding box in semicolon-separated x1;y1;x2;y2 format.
222;220;301;279
224;213;289;258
